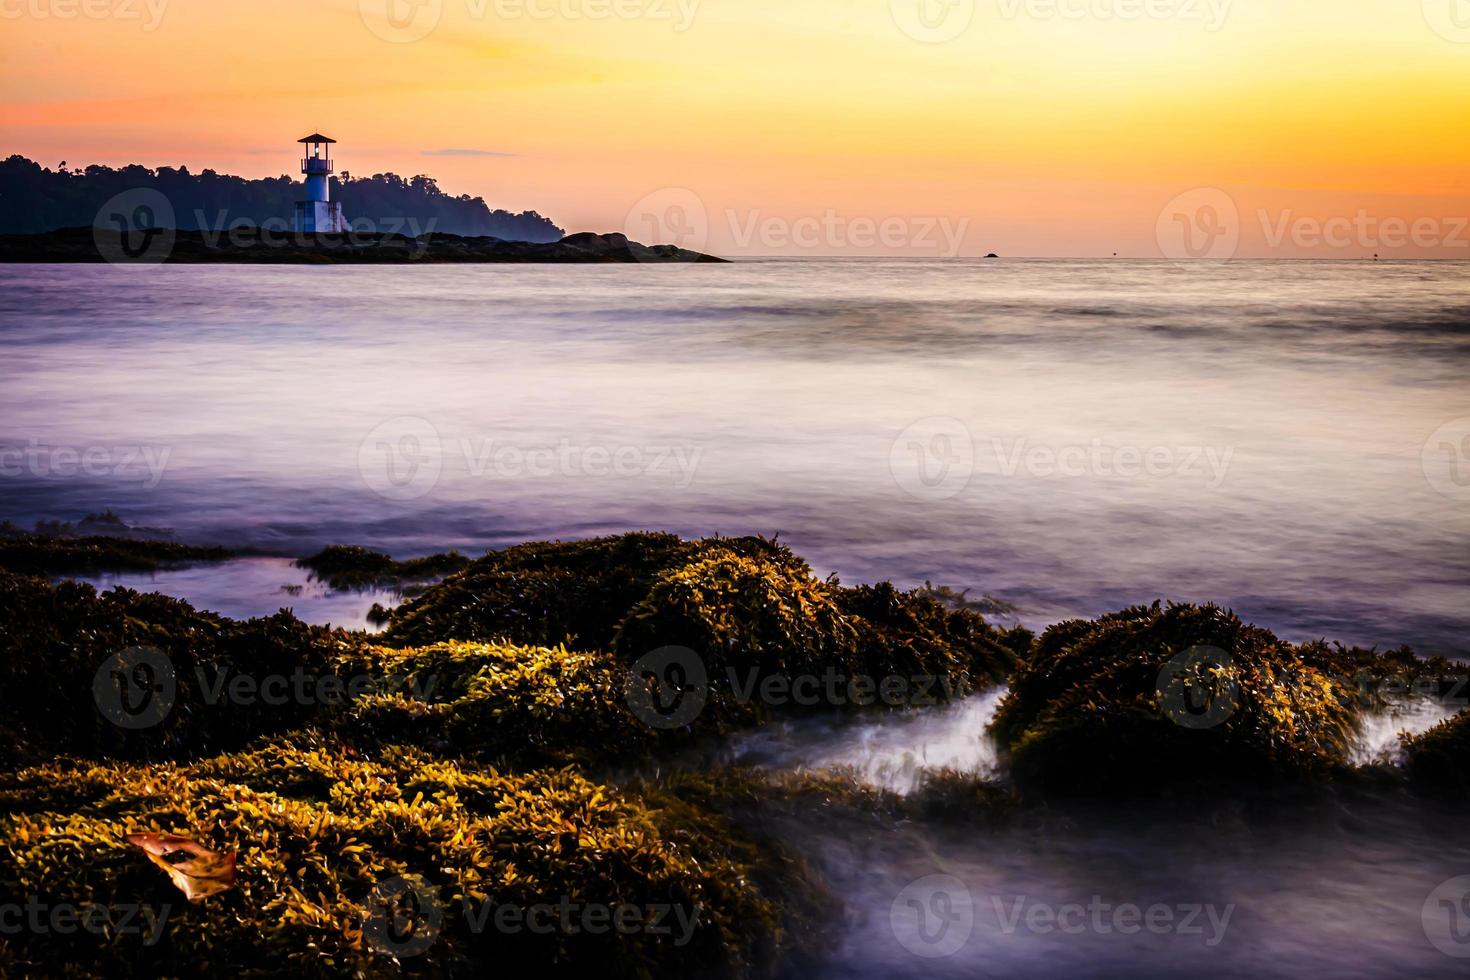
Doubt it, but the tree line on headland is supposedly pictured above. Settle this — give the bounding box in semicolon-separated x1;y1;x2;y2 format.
0;155;566;243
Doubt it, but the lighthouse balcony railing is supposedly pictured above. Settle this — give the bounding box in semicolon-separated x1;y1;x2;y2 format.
301;158;334;174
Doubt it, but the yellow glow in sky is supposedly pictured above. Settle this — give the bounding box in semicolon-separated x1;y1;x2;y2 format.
3;0;1469;255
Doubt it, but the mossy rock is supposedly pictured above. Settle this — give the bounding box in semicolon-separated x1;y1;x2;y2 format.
0;740;827;978
0;532;234;577
296;546;470;591
327;640;662;764
991;602;1359;798
386;534;1009;729
836;582;1023;695
615;548;856;671
1403;709;1470;799
384;534;799;650
0;570;363;763
1296;639;1468;709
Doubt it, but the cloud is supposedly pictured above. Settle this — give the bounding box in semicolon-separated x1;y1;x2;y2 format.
422;148;518;157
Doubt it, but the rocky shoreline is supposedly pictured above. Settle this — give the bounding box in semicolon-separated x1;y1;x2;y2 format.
1;529;1465;976
0;227;727;264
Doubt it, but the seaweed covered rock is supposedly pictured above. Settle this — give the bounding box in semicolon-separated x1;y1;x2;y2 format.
328;640;660;764
615;547;858;681
0;740;822;978
991;602;1358;798
296;545;470;591
0;570;363;763
383;533;709;649
1296;639;1469;709
836;583;1024;695
1403;709;1470;799
386;534;1011;729
0;531;234;576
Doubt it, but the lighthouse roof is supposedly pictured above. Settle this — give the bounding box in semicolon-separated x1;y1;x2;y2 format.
297;133;337;144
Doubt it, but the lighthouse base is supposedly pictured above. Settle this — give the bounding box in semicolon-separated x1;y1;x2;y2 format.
294;201;347;234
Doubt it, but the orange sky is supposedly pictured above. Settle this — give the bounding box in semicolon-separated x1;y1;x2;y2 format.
3;0;1469;256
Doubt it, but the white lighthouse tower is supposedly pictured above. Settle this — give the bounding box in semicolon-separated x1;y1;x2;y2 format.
294;134;347;233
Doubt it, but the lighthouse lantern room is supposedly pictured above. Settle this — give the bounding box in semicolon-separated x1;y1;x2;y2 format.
294;134;348;233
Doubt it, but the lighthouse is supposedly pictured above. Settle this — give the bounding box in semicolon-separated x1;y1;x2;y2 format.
294;134;348;233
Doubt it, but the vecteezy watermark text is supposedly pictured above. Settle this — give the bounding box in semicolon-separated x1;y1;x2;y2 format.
358;416;704;503
92;647;439;730
888;876;1234;959
362;875;701;958
997;0;1230;30
0;0;168;30
991;895;1235;946
991;438;1234;488
725;210;970;256
358;0;699;44
623;645;972;730
0;441;171;489
0;897;172;945
1259;210;1470;252
192;211;440;252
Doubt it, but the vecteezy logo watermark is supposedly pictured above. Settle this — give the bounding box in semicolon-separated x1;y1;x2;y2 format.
361;874;702;958
93;647;176;730
358;416;445;503
485;0;699;28
890;874;974;958
93;189;176;265
890;0;976;43
1423;0;1470;44
0;0;169;30
625;646;709;730
889;417;976;501
624;191;970;257
1422;417;1470;501
1157;645;1238;729
191;211;440;253
94;648;441;731
191;666;438;708
989;439;1235;488
1422;875;1470;958
991;895;1234;946
0;897;172;945
623;648;972;728
363;875;443;958
728;668;971;708
463;897;702;945
624;187;710;259
1156;188;1239;265
360;0;699;43
359;0;444;43
357;418;705;502
996;0;1231;30
0;441;172;488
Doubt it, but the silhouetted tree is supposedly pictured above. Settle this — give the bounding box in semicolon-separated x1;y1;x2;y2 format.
0;155;565;242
